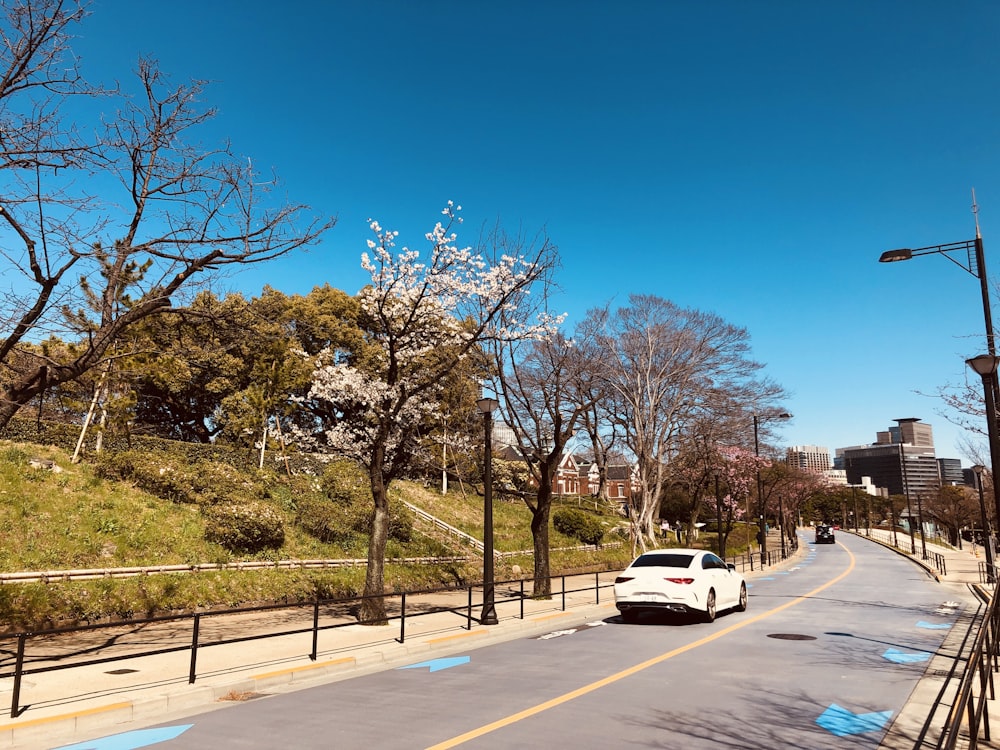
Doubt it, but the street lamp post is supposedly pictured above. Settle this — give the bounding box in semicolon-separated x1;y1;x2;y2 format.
898;443;916;554
880;200;999;551
851;485;859;533
879;219;995;361
972;464;996;583
966;354;1000;587
714;472;724;558
752;411;792;567
476;396;499;625
778;494;786;558
915;492;927;560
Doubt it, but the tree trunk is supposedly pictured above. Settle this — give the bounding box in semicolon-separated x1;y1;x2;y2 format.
530;501;552;598
0;365;49;429
361;457;390;625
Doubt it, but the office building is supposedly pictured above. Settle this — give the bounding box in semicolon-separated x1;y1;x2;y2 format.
787;445;832;473
840;418;940;499
938;458;964;486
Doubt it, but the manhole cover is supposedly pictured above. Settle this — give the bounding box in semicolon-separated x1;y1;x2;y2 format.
219;690;265;702
105;668;139;675
767;633;817;641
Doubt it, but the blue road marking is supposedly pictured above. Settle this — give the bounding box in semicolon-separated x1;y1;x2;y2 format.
757;576;776;581
399;656;470;672
53;725;193;750
916;620;952;630
816;704;893;737
883;648;931;664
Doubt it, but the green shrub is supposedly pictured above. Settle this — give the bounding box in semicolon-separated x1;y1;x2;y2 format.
295;459;413;544
94;451;259;505
319;460;370;504
295;497;358;544
204;500;285;553
553;507;605;546
296;495;414;545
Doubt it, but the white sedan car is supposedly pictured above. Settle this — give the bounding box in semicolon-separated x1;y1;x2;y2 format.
614;548;747;623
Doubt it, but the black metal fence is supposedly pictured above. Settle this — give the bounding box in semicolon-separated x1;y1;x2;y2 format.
0;571;615;719
937;585;997;749
0;541;798;721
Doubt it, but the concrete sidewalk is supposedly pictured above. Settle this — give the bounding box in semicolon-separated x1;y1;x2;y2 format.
846;527;997;749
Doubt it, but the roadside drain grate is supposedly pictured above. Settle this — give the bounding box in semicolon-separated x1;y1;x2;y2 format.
105;668;139;674
767;633;817;641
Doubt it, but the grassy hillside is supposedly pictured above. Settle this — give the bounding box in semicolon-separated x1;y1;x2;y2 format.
0;442;632;631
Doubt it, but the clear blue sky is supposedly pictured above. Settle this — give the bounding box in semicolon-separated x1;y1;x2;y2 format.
71;0;1000;464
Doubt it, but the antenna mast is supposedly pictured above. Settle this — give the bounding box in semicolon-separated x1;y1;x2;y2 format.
973;187;982;239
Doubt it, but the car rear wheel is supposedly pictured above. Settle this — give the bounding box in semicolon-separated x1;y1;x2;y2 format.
702;589;716;623
736;582;747;612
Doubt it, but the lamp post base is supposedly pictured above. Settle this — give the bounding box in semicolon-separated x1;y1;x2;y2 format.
481;603;498;626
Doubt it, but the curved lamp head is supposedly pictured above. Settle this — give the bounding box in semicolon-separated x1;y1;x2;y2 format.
967;354;1000;377
476;397;499;414
973;464;986;476
879;248;913;263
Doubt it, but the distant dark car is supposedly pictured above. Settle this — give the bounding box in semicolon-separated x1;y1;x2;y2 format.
815;525;835;544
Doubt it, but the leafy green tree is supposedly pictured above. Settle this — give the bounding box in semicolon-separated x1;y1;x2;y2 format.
124;292;262;443
216;286;361;454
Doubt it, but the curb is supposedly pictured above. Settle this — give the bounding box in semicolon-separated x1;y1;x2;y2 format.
0;602;617;749
846;530;941;581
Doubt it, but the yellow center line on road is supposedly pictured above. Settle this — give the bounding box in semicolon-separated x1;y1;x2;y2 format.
427;545;856;749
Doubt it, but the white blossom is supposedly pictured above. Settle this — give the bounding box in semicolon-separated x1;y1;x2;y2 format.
303;202;554;473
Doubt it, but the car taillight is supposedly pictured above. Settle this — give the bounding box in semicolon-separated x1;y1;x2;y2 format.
615;576;634;583
664;577;695;584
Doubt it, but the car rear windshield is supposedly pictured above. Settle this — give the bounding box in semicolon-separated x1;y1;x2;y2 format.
631;553;695;569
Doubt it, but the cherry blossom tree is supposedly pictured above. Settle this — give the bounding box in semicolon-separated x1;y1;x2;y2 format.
765;464;826;546
304;204;557;622
707;445;769;556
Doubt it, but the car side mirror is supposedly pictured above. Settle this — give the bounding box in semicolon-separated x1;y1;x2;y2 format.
727;563;736;572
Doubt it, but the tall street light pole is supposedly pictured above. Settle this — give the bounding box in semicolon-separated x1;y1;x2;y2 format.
878;197;994;360
778;493;786;558
972;464;996;583
898;442;916;554
476;396;499;625
851;485;859;533
752;411;792;567
967;354;1000;587
881;197;996;554
882;231;1000;411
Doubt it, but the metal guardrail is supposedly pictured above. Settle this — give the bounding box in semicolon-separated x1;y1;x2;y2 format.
0;556;472;584
938;585;997;749
852;527;1000;747
0;571;615;719
403;501;485;552
928;551;948;577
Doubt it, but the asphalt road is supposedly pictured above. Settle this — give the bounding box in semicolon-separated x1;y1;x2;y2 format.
57;534;974;750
